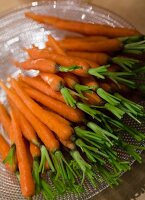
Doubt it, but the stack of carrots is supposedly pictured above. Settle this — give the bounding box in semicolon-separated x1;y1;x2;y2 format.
0;12;145;200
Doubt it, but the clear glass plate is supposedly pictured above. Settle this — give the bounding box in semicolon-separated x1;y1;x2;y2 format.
0;1;143;200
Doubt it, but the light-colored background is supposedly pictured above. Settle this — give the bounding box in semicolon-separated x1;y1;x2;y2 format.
0;0;145;200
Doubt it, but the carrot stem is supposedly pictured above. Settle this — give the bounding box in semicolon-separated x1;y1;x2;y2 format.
70;150;95;186
59;65;82;72
60;87;77;108
39;145;55;173
3;144;16;167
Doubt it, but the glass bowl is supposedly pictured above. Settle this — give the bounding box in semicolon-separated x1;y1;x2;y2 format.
0;1;143;200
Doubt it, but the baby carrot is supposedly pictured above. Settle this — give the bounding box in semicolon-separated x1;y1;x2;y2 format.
40;72;65;91
47;39;122;52
80;76;99;91
0;102;14;142
57;36;108;43
0;81;59;152
25;12;139;37
30;143;41;158
83;92;103;105
11;79;74;141
11;110;35;197
15;59;58;73
0;134;16;172
48;35;66;55
9;98;39;146
19;76;65;102
39;72;78;107
24;86;84;123
67;51;109;65
25;47;90;77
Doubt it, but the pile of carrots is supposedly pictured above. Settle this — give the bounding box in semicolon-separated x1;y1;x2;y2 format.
0;12;145;200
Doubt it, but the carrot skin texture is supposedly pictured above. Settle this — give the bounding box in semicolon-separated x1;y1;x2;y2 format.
9;98;39;146
67;51;109;65
47;39;122;52
25;12;140;37
24;86;84;123
0;103;14;143
19;76;65;102
40;72;65;91
0;81;59;152
30;143;41;158
48;35;66;55
11;110;35;197
80;76;99;90
83;92;103;105
15;59;58;73
11;79;74;141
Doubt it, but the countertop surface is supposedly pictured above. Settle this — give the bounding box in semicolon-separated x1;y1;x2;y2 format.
0;0;145;200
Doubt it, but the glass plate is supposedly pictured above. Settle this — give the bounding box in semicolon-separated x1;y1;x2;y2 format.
0;1;144;200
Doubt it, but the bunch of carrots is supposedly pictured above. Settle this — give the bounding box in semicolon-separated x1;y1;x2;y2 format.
0;12;145;200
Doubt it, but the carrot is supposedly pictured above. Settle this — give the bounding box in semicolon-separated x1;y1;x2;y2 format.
0;81;59;152
44;107;70;126
47;39;122;52
48;35;66;55
67;51;109;65
80;76;99;91
59;36;108;42
0;102;14;142
30;143;41;158
0;134;16;172
40;72;65;91
15;58;59;73
23;85;84;123
39;72;78;108
19;75;65;102
83;92;103;105
10;79;74;141
60;139;75;150
25;12;140;37
24;139;33;170
8;98;39;146
11;110;35;197
98;82;112;92
25;47;90;77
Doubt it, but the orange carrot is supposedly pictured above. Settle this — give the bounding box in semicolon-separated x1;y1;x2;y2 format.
10;79;74;141
59;36;108;43
30;143;41;158
83;92;103;105
98;82;112;92
40;72;65;91
0;102;14;142
25;12;140;37
80;76;99;91
0;81;59;152
67;51;109;65
11;110;35;197
43;107;70;126
48;35;66;55
23;86;84;123
47;39;122;52
15;59;59;73
25;47;90;77
60;72;79;89
19;76;65;102
60;139;75;150
24;139;33;170
9;98;39;146
0;134;17;172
